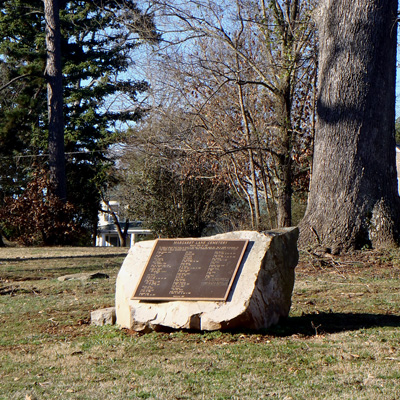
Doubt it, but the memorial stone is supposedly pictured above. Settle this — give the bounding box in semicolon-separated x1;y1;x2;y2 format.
115;228;299;332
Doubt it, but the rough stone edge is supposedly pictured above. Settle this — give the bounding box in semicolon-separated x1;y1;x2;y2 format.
116;228;298;332
199;228;298;330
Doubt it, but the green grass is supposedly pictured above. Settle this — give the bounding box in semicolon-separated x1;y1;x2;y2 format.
0;247;399;399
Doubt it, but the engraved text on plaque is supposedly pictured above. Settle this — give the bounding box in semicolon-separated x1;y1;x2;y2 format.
132;239;248;301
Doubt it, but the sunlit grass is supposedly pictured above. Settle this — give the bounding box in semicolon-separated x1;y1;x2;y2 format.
0;247;399;399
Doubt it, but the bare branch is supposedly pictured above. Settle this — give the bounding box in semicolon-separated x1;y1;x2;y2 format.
0;73;31;92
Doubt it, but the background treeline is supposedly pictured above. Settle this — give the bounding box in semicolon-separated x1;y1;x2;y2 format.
0;0;320;245
0;0;158;245
114;0;318;236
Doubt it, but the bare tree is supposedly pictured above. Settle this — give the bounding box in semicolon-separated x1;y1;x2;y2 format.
101;196;130;247
143;0;316;228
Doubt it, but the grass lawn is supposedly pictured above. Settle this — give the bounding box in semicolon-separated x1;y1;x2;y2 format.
0;246;399;399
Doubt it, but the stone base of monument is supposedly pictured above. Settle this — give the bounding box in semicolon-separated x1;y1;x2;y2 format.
115;228;298;332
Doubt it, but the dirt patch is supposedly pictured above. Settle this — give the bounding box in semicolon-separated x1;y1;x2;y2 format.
0;285;41;295
298;248;400;275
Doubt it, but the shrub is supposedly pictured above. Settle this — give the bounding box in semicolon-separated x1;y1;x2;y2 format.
0;168;84;245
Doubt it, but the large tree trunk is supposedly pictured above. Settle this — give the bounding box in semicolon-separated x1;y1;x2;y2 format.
299;0;400;253
45;0;67;201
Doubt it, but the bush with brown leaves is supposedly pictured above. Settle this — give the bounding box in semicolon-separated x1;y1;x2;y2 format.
0;168;84;245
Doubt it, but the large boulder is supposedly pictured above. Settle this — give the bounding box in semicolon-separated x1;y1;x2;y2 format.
115;228;298;332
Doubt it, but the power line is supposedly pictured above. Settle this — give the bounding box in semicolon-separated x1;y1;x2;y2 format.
0;149;114;161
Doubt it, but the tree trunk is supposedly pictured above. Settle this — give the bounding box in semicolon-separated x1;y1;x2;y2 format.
121;219;129;247
276;158;292;228
236;73;261;230
299;0;400;253
102;197;128;246
275;80;293;228
45;0;66;201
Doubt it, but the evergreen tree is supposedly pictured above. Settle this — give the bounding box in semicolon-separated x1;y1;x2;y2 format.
45;0;66;201
0;0;158;244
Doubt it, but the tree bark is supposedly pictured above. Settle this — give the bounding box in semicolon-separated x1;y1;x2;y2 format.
236;68;261;230
45;0;66;201
299;0;400;253
275;77;293;228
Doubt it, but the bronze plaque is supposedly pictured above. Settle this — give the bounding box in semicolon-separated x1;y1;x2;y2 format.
132;239;248;301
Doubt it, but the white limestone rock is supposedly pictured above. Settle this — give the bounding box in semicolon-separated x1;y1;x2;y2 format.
91;307;116;326
115;228;298;332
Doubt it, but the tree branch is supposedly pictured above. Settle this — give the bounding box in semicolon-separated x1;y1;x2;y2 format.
0;73;31;92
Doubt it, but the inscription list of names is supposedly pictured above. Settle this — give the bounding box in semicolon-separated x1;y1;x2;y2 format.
132;239;248;301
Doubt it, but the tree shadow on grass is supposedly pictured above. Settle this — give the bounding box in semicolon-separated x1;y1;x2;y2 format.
265;312;400;337
0;253;126;262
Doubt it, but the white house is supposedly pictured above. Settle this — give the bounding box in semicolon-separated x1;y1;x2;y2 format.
96;200;153;247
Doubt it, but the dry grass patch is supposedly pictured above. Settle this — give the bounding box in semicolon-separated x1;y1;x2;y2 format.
0;247;399;399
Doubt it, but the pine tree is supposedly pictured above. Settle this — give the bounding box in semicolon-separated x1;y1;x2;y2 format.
0;0;158;243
